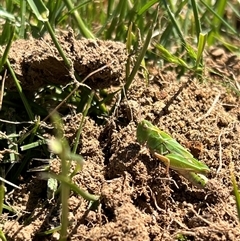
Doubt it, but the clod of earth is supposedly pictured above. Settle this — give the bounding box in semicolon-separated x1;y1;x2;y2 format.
4;32;128;91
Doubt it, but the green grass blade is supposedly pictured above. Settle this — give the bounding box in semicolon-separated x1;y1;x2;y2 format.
19;0;27;38
20;139;47;151
154;43;189;68
63;0;95;38
123;7;158;96
49;113;70;240
195;32;207;68
230;162;240;222
6;110;19;163
159;0;187;46
212;0;227;28
125;22;133;79
27;0;72;68
6;60;34;120
137;0;158;16
44;21;71;67
27;0;49;21
191;0;201;38
49;172;99;202
105;0;126;39
3;203;17;213
0;230;7;241
0;6;15;22
200;0;237;36
0;24;15;71
162;0;186;46
0;173;5;215
72;90;94;154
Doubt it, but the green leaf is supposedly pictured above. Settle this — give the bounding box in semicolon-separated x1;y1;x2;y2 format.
230;162;240;222
195;32;208;68
0;7;15;22
27;0;49;21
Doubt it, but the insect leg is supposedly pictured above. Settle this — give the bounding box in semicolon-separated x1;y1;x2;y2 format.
154;152;170;175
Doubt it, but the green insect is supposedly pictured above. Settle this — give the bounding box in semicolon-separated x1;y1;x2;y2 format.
136;120;210;188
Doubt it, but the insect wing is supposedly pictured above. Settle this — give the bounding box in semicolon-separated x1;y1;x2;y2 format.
165;153;210;174
143;121;194;159
159;132;193;158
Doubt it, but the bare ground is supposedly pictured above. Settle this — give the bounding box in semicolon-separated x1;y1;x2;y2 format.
1;33;240;241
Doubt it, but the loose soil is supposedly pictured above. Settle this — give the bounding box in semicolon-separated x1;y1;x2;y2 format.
1;32;240;241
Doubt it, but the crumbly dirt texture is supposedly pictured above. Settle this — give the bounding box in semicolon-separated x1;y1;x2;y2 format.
1;33;240;241
5;30;127;91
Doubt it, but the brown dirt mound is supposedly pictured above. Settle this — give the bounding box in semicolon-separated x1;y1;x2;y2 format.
1;33;240;241
6;31;127;91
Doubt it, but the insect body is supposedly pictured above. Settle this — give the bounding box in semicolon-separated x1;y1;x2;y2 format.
136;120;210;188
